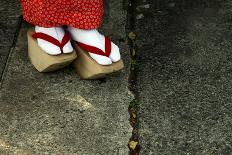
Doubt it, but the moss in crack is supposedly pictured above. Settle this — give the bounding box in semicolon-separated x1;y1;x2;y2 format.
128;99;140;155
129;99;139;110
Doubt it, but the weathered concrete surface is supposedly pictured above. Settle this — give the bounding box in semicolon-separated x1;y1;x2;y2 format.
0;0;21;77
0;0;20;46
0;1;133;154
135;0;232;154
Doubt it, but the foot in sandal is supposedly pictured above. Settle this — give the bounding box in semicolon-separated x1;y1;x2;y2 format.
35;26;73;55
27;27;77;72
67;26;121;65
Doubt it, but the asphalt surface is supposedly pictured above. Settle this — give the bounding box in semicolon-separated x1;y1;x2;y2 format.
135;0;232;154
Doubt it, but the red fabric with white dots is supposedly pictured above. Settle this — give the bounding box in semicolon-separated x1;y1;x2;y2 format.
20;0;104;29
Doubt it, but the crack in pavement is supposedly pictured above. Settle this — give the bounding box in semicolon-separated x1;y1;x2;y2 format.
126;0;140;154
0;16;23;88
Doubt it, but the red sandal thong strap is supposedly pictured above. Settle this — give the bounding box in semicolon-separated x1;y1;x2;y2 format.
77;36;112;57
32;31;71;54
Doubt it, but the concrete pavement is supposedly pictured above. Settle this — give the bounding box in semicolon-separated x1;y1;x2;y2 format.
0;0;21;80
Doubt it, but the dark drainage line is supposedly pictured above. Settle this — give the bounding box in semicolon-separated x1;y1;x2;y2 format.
126;0;140;154
0;15;23;88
